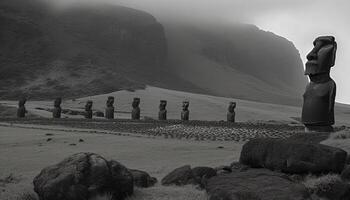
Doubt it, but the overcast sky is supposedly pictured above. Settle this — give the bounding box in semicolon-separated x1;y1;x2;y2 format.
52;0;350;104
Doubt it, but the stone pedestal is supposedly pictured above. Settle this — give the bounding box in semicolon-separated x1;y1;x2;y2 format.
305;125;334;133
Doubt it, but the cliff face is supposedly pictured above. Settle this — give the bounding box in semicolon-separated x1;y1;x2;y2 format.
164;22;307;105
0;0;168;99
0;0;307;105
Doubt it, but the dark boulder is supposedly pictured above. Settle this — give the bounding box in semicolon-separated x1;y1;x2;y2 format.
240;138;347;174
129;169;157;188
206;168;309;200
33;153;133;200
192;167;217;188
161;165;194;186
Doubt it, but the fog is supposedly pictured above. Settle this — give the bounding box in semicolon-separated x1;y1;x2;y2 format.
44;0;350;104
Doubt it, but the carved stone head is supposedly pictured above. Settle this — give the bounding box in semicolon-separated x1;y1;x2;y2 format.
85;101;93;110
18;97;27;107
305;36;337;76
228;102;236;113
54;98;62;107
132;98;140;108
106;96;114;107
182;101;189;111
159;100;167;111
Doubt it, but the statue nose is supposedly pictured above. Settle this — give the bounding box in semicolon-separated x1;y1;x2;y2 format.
307;50;317;60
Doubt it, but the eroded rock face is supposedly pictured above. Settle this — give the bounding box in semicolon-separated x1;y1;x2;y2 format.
240;138;347;174
33;153;133;200
206;168;309;200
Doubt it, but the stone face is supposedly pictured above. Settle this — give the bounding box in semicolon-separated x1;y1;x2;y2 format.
158;100;167;120
206;168;309;200
52;98;62;118
302;36;337;131
227;102;236;122
105;96;115;119
131;98;141;120
17;97;27;118
33;153;133;200
161;165;194;186
240;138;347;174
181;101;189;121
85;100;93;119
129;169;157;188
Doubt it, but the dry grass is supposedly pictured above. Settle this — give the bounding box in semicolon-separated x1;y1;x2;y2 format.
302;174;342;194
126;185;207;200
330;129;350;140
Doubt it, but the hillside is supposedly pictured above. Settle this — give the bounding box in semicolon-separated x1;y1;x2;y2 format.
163;22;307;105
0;0;307;105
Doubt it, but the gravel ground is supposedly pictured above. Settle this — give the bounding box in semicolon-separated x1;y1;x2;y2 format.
0;118;305;142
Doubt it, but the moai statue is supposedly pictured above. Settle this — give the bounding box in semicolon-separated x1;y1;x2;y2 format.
105;96;115;119
52;98;62;118
158;100;167;120
181;101;189;121
131;98;141;120
85;100;93;119
302;36;337;132
227;102;236;122
17;97;27;118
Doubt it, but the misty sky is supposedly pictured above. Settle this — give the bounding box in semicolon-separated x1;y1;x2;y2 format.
51;0;350;103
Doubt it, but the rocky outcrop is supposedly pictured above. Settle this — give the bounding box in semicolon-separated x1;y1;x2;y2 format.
240;138;347;174
206;168;309;200
33;153;133;200
129;169;157;188
161;165;194;186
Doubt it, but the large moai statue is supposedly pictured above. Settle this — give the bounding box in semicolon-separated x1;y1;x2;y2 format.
17;97;27;118
85;100;93;119
131;98;141;120
302;36;337;132
105;96;115;119
181;101;189;121
52;98;62;118
158;100;167;120
227;102;236;122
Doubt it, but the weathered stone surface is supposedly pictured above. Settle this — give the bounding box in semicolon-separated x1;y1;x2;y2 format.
302;36;337;131
192;167;216;184
52;98;62;118
227;102;236;123
161;165;194;186
17;97;27;118
33;153;133;200
158;100;167;120
131;98;141;120
129;169;157;188
240;138;347;174
206;169;309;200
85;100;93;119
341;165;350;181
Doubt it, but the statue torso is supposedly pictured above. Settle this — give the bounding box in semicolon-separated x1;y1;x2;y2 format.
301;79;336;125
